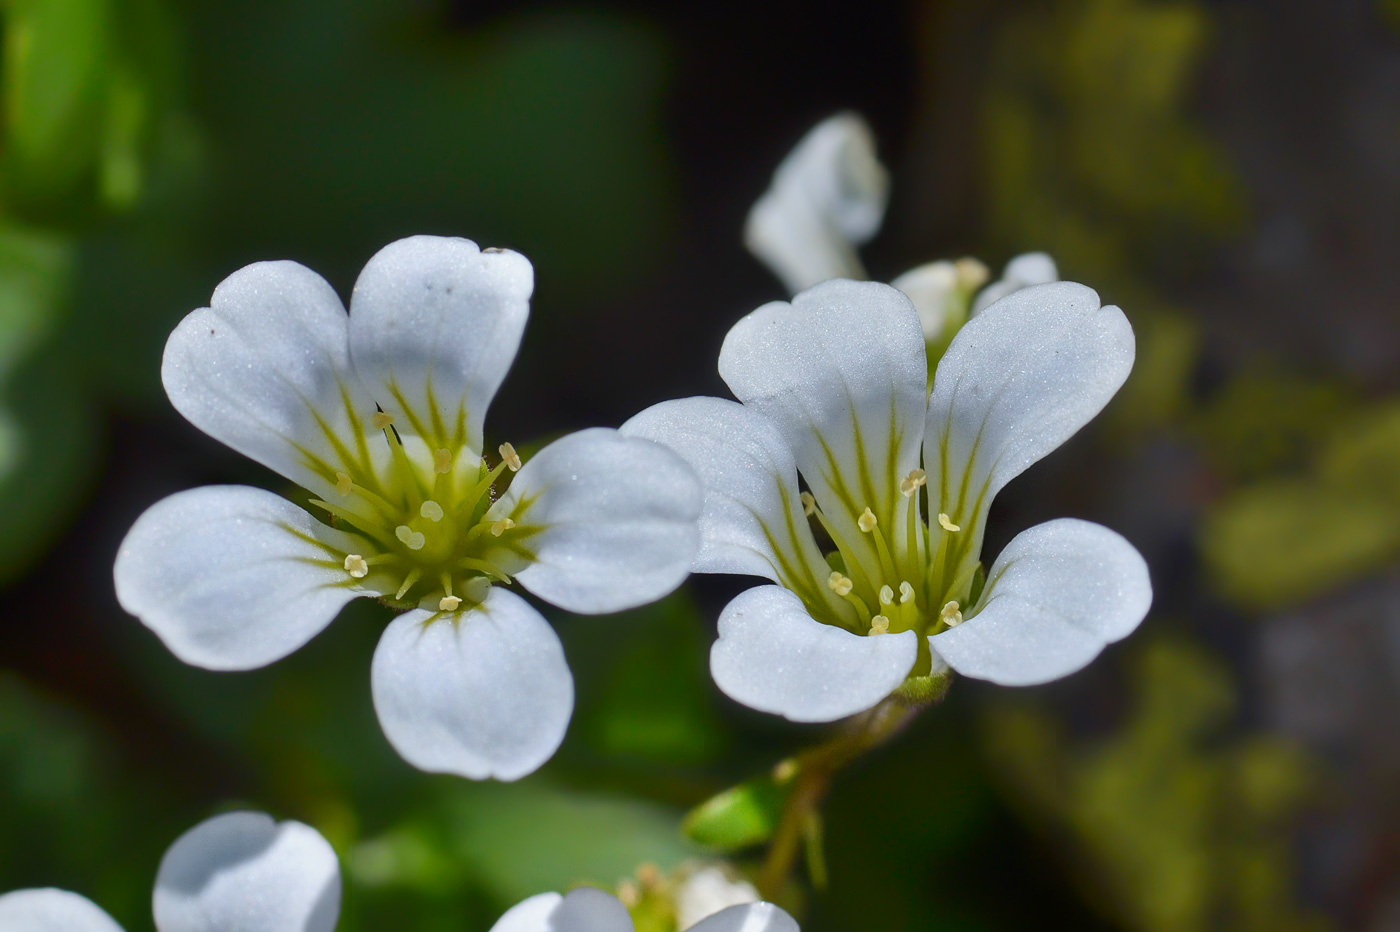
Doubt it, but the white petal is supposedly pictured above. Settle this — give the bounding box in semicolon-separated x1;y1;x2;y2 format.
114;486;362;671
153;811;340;932
499;428;702;615
0;889;124;932
969;251;1058;316
925;282;1133;534
719;280;927;586
687;902;800;932
743;113;889;293
620;398;832;588
162;260;380;499
348;236;532;453
710;586;917;723
370;589;573;781
489;888;633;932
931;519;1151;686
891;261;959;343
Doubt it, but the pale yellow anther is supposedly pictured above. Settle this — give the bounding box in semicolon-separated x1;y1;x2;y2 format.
899;469;927;497
420;500;444;522
490;517;515;537
879;584;895;607
499;442;522;472
439;595;463;612
433;448;452;474
827;571;853;596
940;600;963;627
899;581;916;604
858;507;878;532
335;472;354;496
371;411;394;431
395;525;426;550
937;512;961;532
869;615;890;635
800;491;816;516
343;554;369;578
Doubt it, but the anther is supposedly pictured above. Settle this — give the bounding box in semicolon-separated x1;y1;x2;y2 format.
938;512;961;532
800;491;816;516
420;500;444;522
899;581;916;604
433;448;452;474
879;584;895;607
371;411;394;431
827;571;853;596
869;615;890;635
335;472;354;496
490;517;515;537
899;469;927;497
940;600;963;627
395;525;426;550
499;442;522;472
439;595;462;612
858;507;878;532
343;554;369;578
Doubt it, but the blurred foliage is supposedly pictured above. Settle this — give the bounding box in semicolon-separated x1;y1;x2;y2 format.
682;773;788;852
983;638;1329;932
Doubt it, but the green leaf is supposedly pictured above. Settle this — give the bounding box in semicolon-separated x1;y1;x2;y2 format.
681;775;788;852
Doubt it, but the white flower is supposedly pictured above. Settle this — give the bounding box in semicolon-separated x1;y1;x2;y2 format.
115;236;703;780
0;811;341;932
674;866;760;931
622;278;1152;722
743;113;1058;345
491;887;796;932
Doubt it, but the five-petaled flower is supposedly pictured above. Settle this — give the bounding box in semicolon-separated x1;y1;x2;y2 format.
0;810;341;932
622;278;1152;722
115;236;703;780
490;886;796;932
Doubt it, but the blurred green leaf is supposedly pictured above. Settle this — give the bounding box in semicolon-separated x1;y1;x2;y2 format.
681;775;787;852
0;224;73;380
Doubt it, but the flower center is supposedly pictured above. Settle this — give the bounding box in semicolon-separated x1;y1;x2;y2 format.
310;417;531;613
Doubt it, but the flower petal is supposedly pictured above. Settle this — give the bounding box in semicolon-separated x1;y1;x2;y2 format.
711;585;917;722
114;486;363;671
620;398;845;613
489;889;633;932
744;113;889;293
370;588;573;781
348;236;532;454
152;811;340;932
497;428;702;615
687;902;800;932
925;282;1133;548
162;260;380;499
719;280;927;588
969;251;1058;316
891;258;989;343
0;889;125;932
931;518;1151;686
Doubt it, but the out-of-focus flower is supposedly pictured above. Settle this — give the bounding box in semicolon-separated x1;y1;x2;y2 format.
0;811;341;932
491;886;794;932
743;114;1057;350
624;278;1150;722
115;236;702;781
673;866;760;930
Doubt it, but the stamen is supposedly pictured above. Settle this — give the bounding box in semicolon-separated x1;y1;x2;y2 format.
858;507;878;533
800;491;816;516
827;571;853;596
490;517;515;537
395;525;426;550
938;513;961;532
420;500;444;522
899;469;927;497
499;442;522;472
899;581;916;604
940;600;963;627
343;554;369;578
439;595;462;612
335;472;354;496
433;448;453;475
395;568;422;600
869;615;890;635
371;411;394;431
879;584;895;607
